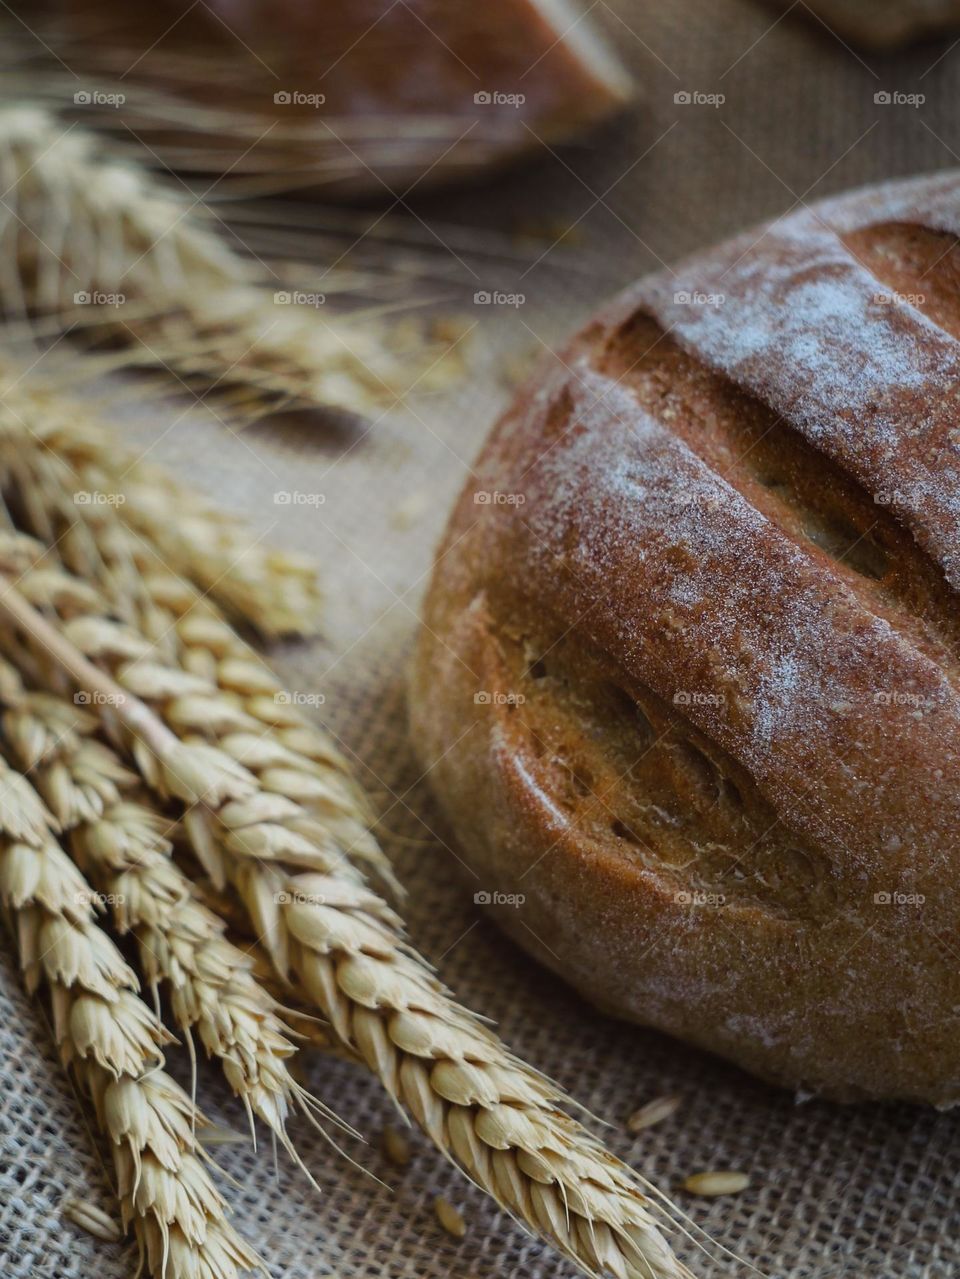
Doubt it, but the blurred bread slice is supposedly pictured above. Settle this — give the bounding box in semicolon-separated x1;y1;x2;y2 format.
52;0;634;196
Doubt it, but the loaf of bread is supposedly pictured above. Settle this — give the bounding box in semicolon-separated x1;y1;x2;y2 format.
411;172;960;1105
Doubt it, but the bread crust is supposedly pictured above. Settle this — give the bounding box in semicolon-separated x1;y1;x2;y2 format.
411;172;960;1104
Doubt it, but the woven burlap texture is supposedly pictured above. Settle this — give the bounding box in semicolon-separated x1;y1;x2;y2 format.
3;0;960;1275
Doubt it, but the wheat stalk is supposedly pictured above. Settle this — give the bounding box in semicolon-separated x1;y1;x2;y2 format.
0;106;438;416
0;659;346;1170
0;397;396;890
0;539;693;1279
0;382;322;639
0;747;261;1279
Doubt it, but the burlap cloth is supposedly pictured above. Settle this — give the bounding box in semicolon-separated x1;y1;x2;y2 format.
4;0;960;1274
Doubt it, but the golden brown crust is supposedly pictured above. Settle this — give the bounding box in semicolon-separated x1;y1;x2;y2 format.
411;172;960;1104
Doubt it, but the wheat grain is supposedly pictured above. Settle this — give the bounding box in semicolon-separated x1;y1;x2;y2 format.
0;751;260;1278
0;106;435;416
381;1123;412;1168
63;1196;122;1242
0;662;345;1167
627;1096;682;1134
682;1173;750;1198
0;545;694;1279
434;1197;467;1240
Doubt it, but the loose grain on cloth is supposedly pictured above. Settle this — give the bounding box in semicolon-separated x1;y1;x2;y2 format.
2;0;960;1275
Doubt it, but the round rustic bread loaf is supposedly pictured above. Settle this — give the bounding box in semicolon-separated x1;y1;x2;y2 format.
411;172;960;1105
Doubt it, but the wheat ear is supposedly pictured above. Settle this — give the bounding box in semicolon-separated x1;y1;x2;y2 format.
0;546;693;1279
0;406;395;889
0;384;322;639
0;404;391;874
0;661;346;1169
0;106;431;416
0;747;261;1279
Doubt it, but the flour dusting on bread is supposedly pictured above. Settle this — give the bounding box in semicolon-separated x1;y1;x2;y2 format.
412;171;960;1104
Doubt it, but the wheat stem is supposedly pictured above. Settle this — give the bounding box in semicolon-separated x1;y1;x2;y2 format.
0;106;442;416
